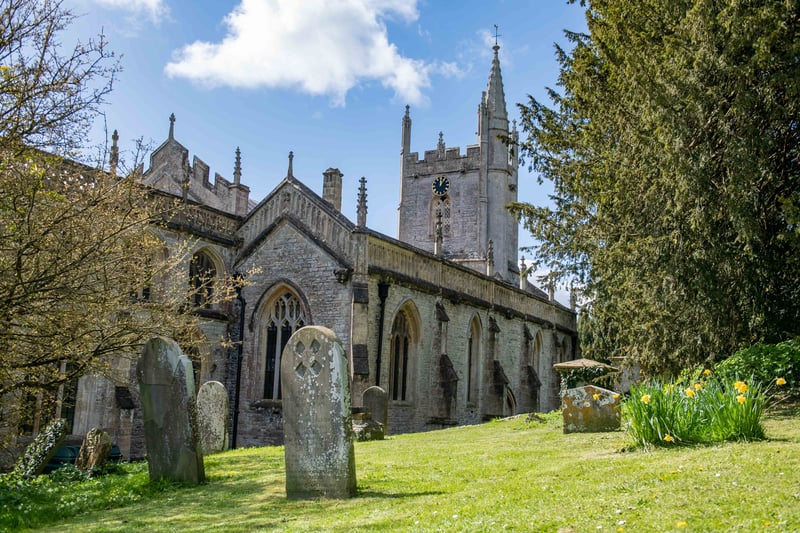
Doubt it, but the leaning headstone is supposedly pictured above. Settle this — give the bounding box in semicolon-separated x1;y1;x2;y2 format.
74;428;112;472
137;336;205;483
14;418;68;478
281;326;356;499
196;381;229;455
362;385;388;430
561;385;621;434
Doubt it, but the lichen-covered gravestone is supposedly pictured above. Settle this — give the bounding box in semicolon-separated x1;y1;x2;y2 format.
14;418;68;478
75;428;112;472
196;380;229;455
281;326;356;499
561;385;621;434
137;337;205;483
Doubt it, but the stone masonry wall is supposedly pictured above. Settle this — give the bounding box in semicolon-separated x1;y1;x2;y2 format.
233;221;353;447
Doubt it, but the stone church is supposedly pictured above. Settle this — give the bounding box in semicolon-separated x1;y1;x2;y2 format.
70;45;577;458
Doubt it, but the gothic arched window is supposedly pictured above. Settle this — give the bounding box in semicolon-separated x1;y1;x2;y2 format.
189;250;216;308
263;291;307;400
389;310;415;401
429;196;451;237
531;331;542;372
467;316;481;404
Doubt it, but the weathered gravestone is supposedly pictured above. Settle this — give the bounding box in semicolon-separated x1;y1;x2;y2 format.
196;380;229;455
281;326;356;499
14;418;68;478
362;385;388;429
561;385;621;434
137;337;205;483
75;428;112;472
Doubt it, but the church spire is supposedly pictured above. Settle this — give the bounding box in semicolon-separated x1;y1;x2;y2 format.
485;42;508;124
287;151;294;179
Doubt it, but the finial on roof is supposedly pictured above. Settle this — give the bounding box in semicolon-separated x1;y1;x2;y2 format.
493;24;502;49
437;131;445;154
405;104;410;117
169;113;176;140
357;176;368;228
486;239;495;277
109;129;119;176
287;151;294;178
233;147;242;185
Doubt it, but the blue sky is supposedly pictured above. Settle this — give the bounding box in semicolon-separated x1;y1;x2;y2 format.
65;0;586;299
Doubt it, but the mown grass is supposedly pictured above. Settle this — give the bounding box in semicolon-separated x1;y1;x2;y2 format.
3;406;799;532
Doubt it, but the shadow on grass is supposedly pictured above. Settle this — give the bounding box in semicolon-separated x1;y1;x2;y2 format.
766;398;800;419
356;490;444;499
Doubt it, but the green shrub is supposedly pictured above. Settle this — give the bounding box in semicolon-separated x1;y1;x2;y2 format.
715;340;800;390
559;365;615;390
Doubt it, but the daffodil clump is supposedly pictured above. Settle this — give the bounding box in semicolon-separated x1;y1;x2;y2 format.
624;371;787;447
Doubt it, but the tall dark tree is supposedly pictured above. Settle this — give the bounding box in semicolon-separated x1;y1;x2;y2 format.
511;0;800;374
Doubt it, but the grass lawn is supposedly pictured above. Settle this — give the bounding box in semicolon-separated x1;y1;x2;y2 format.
4;406;799;532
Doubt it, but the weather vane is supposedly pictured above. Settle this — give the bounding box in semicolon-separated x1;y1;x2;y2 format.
494;24;501;46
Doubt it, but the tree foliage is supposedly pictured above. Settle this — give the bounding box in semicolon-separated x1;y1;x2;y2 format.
0;1;244;437
0;0;117;155
511;0;800;374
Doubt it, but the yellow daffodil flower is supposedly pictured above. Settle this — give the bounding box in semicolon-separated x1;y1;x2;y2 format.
685;388;695;398
703;369;712;376
664;434;674;442
736;394;746;404
694;383;703;391
641;394;651;404
776;377;786;386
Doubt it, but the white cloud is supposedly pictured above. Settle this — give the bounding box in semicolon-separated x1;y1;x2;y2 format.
164;0;436;106
89;0;168;21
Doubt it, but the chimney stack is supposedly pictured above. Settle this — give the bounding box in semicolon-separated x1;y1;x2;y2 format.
322;167;343;211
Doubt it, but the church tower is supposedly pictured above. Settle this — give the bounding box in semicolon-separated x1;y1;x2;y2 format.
397;44;519;281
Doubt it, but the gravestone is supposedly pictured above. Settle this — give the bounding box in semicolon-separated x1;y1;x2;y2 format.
137;336;205;483
196;381;229;455
281;326;356;499
561;385;621;433
14;418;68;478
75;428;112;472
362;385;388;429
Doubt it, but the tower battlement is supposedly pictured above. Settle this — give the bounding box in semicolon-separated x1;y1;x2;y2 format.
140;114;250;217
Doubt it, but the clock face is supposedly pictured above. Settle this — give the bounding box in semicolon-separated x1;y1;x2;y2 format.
432;176;450;196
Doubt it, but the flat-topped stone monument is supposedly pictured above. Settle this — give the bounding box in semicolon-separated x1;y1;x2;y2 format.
137;337;205;483
561;385;621;433
197;381;229;455
281;326;356;499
